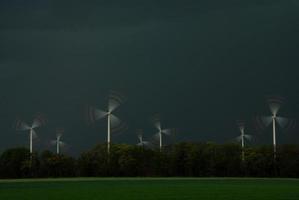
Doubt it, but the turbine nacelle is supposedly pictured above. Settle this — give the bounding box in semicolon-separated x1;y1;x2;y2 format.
267;96;284;117
269;103;280;117
238;125;245;135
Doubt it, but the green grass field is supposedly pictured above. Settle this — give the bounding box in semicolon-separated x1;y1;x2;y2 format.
0;178;299;200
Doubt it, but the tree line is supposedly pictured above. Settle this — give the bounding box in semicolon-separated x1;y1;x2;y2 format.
1;143;299;178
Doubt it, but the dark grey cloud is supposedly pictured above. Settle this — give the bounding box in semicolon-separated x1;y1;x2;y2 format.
0;0;299;155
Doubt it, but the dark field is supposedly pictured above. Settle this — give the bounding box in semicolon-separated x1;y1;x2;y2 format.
0;178;299;200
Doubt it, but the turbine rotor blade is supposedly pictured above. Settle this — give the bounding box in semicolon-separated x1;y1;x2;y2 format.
59;141;66;147
108;99;121;113
154;121;161;131
138;135;143;143
111;121;128;135
237;121;245;134
267;97;284;116
108;91;125;113
56;128;64;137
276;116;289;128
269;103;281;116
16;120;31;131
86;106;108;123
162;129;172;135
32;129;38;139
32;113;47;128
239;127;245;135
235;135;242;142
244;134;252;140
32;119;42;129
110;114;121;128
136;129;143;138
94;109;108;120
57;134;62;140
138;141;150;147
261;116;273;127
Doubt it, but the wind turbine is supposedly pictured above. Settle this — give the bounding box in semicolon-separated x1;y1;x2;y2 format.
236;121;252;161
137;129;150;148
87;91;125;154
261;97;290;158
51;129;66;155
153;118;172;151
15;114;46;154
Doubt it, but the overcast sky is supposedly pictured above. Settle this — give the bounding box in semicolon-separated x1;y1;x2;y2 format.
1;0;299;155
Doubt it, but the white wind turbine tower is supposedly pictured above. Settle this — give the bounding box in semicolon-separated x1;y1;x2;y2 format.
153;120;172;151
16;114;46;154
137;129;150;148
51;129;66;155
87;91;125;154
262;98;290;158
236;121;252;161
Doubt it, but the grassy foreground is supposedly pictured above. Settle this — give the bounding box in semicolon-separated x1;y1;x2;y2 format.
0;178;299;200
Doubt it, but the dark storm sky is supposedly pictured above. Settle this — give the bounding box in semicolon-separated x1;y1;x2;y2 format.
1;0;299;155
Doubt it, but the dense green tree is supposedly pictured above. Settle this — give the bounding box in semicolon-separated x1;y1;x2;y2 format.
1;143;299;178
244;146;275;177
276;145;299;177
78;144;109;177
213;144;242;177
39;150;76;177
0;147;34;178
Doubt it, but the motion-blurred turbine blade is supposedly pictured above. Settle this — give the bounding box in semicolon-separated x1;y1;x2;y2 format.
154;121;161;131
138;141;150;147
50;140;56;145
269;102;281;116
108;98;121;113
244;134;252;140
94;108;108;120
110;114;121;127
32;129;38;139
56;128;64;137
32;118;42;129
138;135;143;143
261;116;273;127
108;91;125;112
276;116;289;128
57;134;62;139
239;126;245;135
162;129;172;135
235;135;242;142
16;121;31;131
32;113;47;128
59;141;66;147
